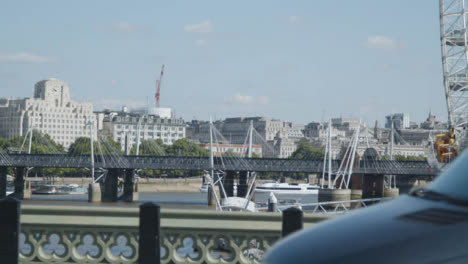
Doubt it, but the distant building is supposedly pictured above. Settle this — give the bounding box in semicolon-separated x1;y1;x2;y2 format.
304;122;346;138
409;121;419;129
420;110;447;130
186;117;305;158
331;118;360;133
0;79;96;148
267;131;298;158
199;143;262;157
385;113;410;129
100;111;185;151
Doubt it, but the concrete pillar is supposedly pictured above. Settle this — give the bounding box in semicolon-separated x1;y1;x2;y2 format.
207;185;216;207
23;180;31;199
362;174;385;199
102;168;119;202
224;171;235;197
237;171;248;197
0;167;7;199
383;188;399;198
351;189;363;200
88;183;101;202
119;169;139;202
318;188;352;208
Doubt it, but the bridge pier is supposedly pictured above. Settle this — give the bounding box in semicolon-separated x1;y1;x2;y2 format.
0;166;7;199
362;174;385;199
237;171;248;198
223;171;235;197
384;187;399;198
318;188;351;207
350;174;363;200
119;169;139;202
101;168;120;202
10;167;31;200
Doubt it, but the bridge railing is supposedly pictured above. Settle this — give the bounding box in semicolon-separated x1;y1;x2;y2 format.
19;204;331;264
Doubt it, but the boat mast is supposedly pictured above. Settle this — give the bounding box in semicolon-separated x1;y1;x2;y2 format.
248;120;253;158
136;117;142;156
327;120;332;189
345;120;361;188
28;127;33;154
88;120;95;182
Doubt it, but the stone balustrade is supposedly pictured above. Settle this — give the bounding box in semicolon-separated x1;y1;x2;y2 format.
19;205;331;264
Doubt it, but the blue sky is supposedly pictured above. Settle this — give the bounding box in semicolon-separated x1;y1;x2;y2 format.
0;0;444;126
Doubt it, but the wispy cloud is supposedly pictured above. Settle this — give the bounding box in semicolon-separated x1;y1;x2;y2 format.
364;36;400;51
184;21;214;33
225;94;270;105
0;52;56;63
194;39;208;47
288;16;302;24
93;22;141;33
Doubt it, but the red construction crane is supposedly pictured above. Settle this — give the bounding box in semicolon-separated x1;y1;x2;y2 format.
155;65;165;108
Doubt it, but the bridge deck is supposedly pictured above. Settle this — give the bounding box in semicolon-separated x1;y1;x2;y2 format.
0;154;438;176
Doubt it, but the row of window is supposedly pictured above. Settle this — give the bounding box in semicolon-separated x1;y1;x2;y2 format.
115;125;184;131
43;129;87;136
116;132;184;140
120;138;177;144
29;107;90;114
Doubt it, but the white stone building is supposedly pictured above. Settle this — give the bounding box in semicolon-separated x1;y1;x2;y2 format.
199;143;262;157
100;111;186;151
0;79;96;148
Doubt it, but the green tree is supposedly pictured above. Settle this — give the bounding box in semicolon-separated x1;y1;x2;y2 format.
129;139;167;156
166;139;209;157
0;137;10;152
68;137;122;156
8;131;65;154
291;142;324;160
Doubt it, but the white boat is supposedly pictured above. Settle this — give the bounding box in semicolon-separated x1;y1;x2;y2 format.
33;184;88;195
33;184;59;194
255;181;319;194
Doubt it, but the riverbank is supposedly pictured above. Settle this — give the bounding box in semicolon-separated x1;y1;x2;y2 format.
28;177;205;193
27;177;294;193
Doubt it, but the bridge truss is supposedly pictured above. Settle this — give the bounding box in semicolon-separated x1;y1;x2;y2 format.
0;154;438;176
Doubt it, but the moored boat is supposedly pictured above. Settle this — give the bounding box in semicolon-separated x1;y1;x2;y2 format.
255;181;319;194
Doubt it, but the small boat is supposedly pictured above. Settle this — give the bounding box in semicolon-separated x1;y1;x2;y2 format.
33;184;59;194
33;184;88;195
255;181;319;194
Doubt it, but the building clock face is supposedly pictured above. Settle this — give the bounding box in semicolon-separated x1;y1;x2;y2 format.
51;87;60;97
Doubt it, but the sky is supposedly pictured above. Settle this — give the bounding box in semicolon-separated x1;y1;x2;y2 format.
0;0;445;126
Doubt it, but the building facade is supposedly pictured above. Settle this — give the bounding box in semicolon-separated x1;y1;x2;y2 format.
385;113;410;129
100;111;186;151
199;143;262;157
0;79;96;148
